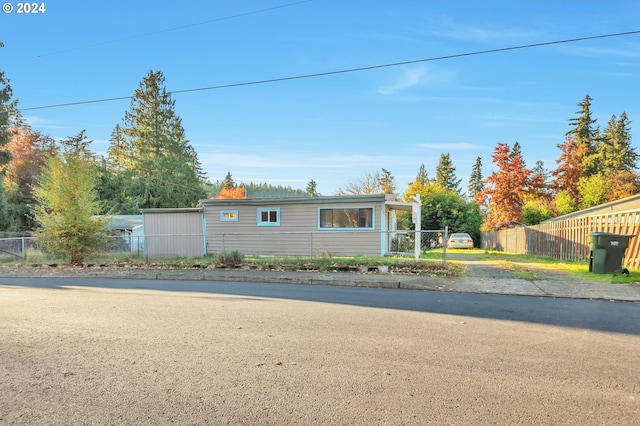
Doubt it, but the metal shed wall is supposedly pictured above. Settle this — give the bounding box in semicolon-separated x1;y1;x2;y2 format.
142;210;204;259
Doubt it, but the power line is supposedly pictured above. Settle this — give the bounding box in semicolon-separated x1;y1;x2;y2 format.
22;29;640;111
13;1;313;61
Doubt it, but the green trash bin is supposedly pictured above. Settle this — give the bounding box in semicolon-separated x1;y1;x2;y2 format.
588;232;633;274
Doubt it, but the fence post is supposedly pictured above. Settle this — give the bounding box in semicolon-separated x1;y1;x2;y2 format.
410;194;422;261
222;234;226;255
442;226;448;269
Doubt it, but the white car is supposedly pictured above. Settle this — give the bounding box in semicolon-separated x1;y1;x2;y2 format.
448;233;474;249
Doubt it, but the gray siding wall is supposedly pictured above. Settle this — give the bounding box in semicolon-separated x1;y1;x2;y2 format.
205;201;384;257
144;212;204;258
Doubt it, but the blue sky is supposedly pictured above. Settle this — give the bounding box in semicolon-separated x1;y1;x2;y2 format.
2;0;639;196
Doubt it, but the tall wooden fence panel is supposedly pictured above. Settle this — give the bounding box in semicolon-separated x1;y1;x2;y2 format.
481;210;640;269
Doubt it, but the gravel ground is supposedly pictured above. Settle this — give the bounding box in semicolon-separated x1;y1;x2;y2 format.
1;282;639;425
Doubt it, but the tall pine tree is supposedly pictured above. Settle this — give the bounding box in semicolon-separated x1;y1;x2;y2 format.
415;163;429;185
306;179;319;197
468;157;484;202
434;153;461;193
566;94;599;177
107;70;207;212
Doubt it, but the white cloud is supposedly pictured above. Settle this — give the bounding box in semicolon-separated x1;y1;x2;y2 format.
377;67;429;95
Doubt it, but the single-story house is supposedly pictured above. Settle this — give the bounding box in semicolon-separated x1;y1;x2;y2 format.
140;194;413;259
106;215;144;253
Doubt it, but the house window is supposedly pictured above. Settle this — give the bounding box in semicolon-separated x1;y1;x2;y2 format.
319;207;374;229
257;208;280;226
220;210;238;222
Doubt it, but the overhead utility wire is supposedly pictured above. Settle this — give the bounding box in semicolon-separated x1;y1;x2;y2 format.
23;0;313;60
22;29;640;111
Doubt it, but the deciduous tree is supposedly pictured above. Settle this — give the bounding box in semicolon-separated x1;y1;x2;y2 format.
216;186;247;199
551;136;587;211
337;170;383;195
478;142;530;231
33;131;109;264
4;125;56;229
403;180;482;243
0;72;15;231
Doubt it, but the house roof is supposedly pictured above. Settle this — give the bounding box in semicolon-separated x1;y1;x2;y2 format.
106;215;144;230
200;194;407;207
139;208;203;214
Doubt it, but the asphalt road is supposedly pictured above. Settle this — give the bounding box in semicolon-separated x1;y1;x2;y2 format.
2;276;640;335
2;277;640;424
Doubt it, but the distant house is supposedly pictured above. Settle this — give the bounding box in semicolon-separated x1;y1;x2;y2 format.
106;215;144;253
140;195;412;259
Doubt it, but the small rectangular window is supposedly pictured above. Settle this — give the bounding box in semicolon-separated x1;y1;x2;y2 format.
319;207;374;229
220;210;239;222
257;208;280;226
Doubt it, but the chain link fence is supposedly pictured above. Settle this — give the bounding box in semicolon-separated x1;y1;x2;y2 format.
0;229;448;265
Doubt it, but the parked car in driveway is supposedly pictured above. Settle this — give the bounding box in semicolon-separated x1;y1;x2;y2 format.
448;233;474;249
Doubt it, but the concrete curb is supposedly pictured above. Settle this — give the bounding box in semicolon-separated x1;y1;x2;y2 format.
1;268;639;302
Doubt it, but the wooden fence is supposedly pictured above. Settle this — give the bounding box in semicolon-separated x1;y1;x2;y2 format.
481;210;640;269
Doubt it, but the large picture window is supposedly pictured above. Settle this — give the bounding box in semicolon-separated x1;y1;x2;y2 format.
257;208;280;226
319;207;374;229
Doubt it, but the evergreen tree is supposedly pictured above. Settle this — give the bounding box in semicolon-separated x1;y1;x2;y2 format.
378;168;396;194
221;172;236;190
106;124;130;172
468;157;484;202
33;131;109;264
306;179;319;197
529;160;551;202
434;153;461;193
107;70;207;212
566;94;599;176
415;163;429;185
599;112;636;175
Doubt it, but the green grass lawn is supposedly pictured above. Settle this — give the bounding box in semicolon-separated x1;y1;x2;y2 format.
3;246;638;284
441;248;640;284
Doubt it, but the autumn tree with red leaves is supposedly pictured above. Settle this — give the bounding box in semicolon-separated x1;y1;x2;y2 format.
551;135;588;206
3;126;56;229
216;186;247;199
478;142;531;231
